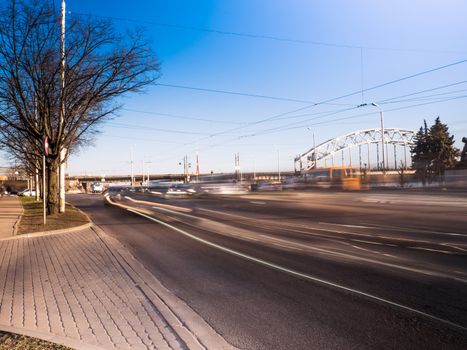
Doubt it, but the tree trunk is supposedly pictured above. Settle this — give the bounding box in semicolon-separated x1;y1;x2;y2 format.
47;159;59;215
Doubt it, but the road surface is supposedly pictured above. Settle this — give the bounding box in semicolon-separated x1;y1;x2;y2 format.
69;190;467;349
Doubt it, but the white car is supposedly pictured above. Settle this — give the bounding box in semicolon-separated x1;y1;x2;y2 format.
19;189;36;197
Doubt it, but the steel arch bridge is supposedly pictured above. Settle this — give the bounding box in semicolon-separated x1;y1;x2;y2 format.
294;128;416;172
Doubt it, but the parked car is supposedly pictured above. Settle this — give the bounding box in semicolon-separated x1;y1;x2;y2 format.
18;189;36;197
90;182;104;193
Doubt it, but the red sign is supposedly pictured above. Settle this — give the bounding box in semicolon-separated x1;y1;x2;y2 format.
44;137;49;156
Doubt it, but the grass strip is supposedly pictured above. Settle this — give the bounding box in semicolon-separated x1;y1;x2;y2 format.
0;330;72;349
17;197;89;235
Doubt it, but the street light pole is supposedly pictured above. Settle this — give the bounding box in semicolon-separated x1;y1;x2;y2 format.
307;128;317;169
357;103;386;175
59;0;66;213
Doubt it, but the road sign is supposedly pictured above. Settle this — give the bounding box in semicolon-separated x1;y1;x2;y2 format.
44;136;49;156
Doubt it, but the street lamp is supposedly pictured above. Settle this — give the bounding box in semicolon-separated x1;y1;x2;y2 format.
306;127;317;168
357;103;386;174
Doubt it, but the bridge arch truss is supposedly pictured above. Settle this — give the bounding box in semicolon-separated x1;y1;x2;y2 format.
294;128;416;173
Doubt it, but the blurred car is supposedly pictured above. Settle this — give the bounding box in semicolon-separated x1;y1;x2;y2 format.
165;184;196;197
256;182;282;192
18;189;36;197
198;183;249;196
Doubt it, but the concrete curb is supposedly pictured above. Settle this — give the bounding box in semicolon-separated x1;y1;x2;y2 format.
0;324;103;350
0;222;93;241
12;204;23;236
1;201;92;242
102;195;238;350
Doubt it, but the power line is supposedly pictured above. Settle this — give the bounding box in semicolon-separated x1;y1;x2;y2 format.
156;83;353;106
106;122;214;135
253;94;467;136
122;93;467;166
106;122;244;136
105;134;188;145
380;88;467;105
268;80;467;122
71;12;467;54
192;93;467;154
107;78;467;145
378;80;467;104
194;58;467;142
121;108;245;125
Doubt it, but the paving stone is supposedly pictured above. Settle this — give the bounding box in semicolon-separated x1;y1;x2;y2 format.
0;228;184;349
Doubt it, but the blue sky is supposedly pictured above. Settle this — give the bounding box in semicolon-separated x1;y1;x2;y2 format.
2;0;467;175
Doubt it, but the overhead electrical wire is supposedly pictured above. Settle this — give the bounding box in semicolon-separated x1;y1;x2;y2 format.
380;88;467;105
156;83;353;106
118;80;467;128
189;58;467;142
244;94;467;137
106;122;214;135
191;93;467;153
71;12;467;54
121;108;245;125
377;80;467;104
72;12;467;142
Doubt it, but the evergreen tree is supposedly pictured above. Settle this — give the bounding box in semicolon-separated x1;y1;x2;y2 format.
411;118;459;183
411;120;431;184
429;117;459;176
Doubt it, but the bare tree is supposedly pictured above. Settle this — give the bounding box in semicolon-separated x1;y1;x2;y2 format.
0;0;160;214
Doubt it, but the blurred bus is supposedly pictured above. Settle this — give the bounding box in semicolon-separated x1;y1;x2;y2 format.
305;167;361;190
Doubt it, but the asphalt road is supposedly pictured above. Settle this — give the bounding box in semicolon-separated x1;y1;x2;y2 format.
69;190;467;350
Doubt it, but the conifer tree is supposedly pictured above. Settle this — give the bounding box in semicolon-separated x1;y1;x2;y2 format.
411;118;459;183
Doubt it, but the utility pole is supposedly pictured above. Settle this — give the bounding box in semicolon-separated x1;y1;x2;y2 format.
130;147;134;186
357;102;386;174
184;155;190;183
313;132;316;168
59;0;66;213
43;137;49;225
277;150;281;182
195;151;200;182
145;161;152;184
306;128;317;168
234;153;240;181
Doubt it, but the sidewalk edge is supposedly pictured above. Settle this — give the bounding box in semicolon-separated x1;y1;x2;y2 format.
12;197;24;236
0;222;93;241
92;216;237;350
0;324;103;350
1;200;92;241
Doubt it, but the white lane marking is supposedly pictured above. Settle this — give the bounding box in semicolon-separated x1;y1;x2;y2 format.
124;195;192;213
350;245;377;254
126;208;467;333
318;222;370;229
408;247;456;255
152;206;198;220
201;209;460;249
359;222;466;237
442;244;467;252
250;201;266;205
351;239;384;246
152;205;466;281
340;224;371;229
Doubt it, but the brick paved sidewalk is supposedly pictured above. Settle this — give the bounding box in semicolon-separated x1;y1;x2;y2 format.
0;196;22;238
0;227;235;350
